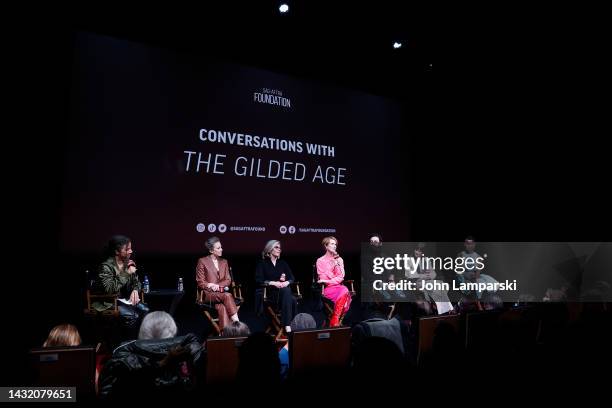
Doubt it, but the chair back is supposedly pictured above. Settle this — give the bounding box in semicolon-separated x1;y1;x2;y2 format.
417;313;462;362
84;268;120;311
206;336;247;384
288;327;351;377
29;345;97;397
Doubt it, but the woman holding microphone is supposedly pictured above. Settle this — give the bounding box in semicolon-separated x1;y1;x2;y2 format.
317;236;351;327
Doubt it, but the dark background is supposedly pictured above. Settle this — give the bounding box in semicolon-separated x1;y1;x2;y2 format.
5;0;610;385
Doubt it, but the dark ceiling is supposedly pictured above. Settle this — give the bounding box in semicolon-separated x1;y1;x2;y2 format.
62;1;433;99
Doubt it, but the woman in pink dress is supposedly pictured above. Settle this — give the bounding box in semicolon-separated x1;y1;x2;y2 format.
316;236;351;327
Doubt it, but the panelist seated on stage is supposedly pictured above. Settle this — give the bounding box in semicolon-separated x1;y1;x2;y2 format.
255;239;297;334
196;236;240;332
317;236;352;327
404;242;455;315
457;236;499;300
95;235;149;328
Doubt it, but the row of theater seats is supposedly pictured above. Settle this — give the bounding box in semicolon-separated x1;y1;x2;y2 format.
27;305;554;395
28;327;352;397
417;306;543;361
206;326;352;384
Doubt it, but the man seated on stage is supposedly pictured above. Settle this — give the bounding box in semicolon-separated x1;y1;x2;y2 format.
369;233;406;300
95;235;149;329
457;236;499;300
404;242;455;315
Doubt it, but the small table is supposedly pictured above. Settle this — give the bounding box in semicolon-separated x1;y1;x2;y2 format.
144;289;184;316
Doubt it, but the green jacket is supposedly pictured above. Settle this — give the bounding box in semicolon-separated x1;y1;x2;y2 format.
93;257;141;311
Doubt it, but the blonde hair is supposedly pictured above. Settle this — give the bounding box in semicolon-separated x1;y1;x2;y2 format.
43;324;82;347
322;236;338;247
262;240;281;259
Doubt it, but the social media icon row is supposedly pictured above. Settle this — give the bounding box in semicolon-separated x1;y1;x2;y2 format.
279;225;296;234
196;223;227;233
197;223;296;234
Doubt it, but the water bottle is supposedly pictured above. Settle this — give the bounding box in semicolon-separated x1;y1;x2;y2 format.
177;277;184;292
143;275;150;294
86;270;95;289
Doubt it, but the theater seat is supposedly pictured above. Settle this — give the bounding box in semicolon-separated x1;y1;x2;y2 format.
29;344;98;398
205;336;248;385
288;327;351;377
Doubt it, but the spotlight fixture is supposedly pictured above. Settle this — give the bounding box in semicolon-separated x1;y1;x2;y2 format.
393;42;403;49
279;4;289;13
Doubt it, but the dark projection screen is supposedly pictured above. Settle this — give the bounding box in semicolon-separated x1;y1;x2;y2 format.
60;33;409;255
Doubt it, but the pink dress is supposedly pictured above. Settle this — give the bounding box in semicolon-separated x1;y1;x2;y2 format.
316;253;351;313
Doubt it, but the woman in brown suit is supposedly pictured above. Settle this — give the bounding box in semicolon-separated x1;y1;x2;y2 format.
196;236;240;330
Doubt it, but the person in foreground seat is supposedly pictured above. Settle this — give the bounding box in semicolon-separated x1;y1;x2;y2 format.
43;324;82;347
279;313;317;380
98;311;204;401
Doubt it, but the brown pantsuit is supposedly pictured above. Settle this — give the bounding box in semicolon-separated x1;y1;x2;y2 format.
196;255;237;330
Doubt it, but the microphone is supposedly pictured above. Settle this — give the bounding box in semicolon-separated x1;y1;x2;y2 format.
128;260;138;274
223;286;230;292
